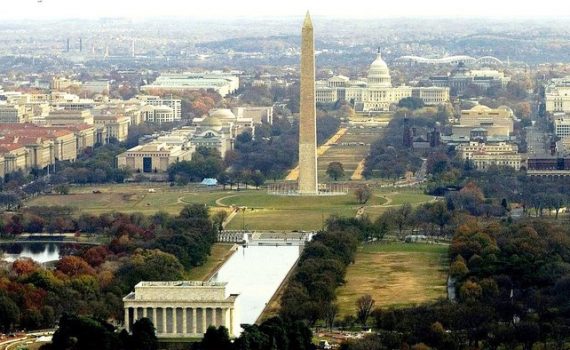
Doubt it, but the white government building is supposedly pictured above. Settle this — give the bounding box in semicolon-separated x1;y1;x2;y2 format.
141;72;240;97
315;51;450;112
123;281;240;338
545;76;570;113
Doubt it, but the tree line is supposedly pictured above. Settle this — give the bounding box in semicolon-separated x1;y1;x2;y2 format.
0;204;217;333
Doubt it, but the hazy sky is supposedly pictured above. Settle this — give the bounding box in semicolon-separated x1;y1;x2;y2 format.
2;0;568;19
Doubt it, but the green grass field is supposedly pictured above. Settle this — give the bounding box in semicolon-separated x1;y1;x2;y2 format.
185;243;236;281
317;127;383;181
26;184;436;230
336;242;449;317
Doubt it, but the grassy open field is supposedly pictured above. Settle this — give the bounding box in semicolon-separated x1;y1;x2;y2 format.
184;243;236;281
26;183;436;230
336;243;449;317
363;190;435;220
317;127;383;182
220;191;386;230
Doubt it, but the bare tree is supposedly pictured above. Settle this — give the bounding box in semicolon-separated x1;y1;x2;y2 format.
354;185;372;204
356;294;375;327
324;302;339;331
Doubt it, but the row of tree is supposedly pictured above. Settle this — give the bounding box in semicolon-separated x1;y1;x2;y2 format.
0;204;218;333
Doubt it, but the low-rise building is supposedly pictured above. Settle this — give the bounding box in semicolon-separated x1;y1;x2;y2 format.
117;142;192;173
452;105;514;138
141;72;239;97
0;104;28;123
123;281;239;338
457;141;524;170
46;110;94;126
137;95;182;120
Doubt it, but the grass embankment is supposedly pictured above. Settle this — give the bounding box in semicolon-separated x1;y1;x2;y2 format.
336;242;449;317
184;243;236;281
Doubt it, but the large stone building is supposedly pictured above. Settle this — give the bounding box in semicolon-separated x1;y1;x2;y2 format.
123;281;239;338
315;52;450;112
141;72;240;97
545;76;570;113
0;104;28;123
116;142;192;173
117;108;255;174
457;141;524;170
140;105;176;124
429;62;510;96
452;105;514;138
137;95;182;120
0;123;97;178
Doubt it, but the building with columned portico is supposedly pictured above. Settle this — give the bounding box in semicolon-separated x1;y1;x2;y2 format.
123;281;239;338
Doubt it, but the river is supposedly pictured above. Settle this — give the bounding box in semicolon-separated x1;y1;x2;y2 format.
209;245;300;326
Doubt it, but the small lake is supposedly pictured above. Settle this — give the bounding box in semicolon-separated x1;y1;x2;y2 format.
210;245;300;326
0;243;61;263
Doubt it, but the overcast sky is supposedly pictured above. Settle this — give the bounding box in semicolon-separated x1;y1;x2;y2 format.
2;0;568;20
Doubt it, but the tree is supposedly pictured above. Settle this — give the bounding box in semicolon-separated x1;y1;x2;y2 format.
213;210;229;231
356;294;375;327
201;326;232;350
398;96;425;110
0;296;20;333
324;303;339;331
131;318;158;350
54;184;70;195
0;192;21;211
393;203;413;238
326;162;345;181
354;185;372;204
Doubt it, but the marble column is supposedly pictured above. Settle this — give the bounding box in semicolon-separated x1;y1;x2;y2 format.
152;308;157;327
162;308;167;334
182;308;187;335
124;308;130;332
172;307;177;334
229;308;234;335
143;308;148;318
192;308;197;334
202;308;207;334
220;308;227;329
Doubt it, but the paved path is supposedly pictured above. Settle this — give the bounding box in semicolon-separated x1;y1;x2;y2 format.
285;127;348;181
350;159;366;180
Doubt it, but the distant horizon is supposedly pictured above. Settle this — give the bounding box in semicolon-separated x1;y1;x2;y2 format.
1;0;569;21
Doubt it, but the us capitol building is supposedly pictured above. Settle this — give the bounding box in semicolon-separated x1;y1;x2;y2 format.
316;50;450;112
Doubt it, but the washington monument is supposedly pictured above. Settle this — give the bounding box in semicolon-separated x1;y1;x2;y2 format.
298;11;318;195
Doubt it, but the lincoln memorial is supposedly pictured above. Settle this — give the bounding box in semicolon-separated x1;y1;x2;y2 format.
123;281;239;338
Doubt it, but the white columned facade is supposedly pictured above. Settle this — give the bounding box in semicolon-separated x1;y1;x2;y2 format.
123;281;239;339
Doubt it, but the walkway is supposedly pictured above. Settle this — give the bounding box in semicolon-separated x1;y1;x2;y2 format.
285;127;348;181
350;159;366;180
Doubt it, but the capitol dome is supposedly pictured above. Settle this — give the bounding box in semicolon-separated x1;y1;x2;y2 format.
367;51;392;88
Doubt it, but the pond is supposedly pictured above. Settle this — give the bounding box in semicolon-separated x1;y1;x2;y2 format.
209;245;300;326
0;243;61;263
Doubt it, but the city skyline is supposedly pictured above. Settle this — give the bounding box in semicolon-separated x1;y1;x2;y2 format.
2;0;569;20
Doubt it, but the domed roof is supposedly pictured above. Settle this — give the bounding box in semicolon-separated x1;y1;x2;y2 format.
367;50;392;88
209;108;236;121
200;115;223;128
